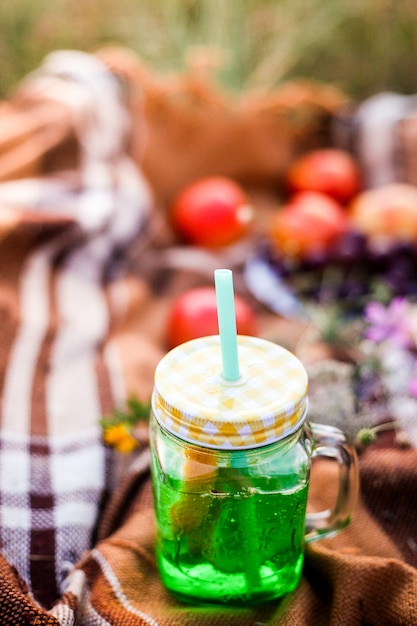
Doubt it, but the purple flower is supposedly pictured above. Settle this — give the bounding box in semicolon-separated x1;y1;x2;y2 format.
364;298;412;348
409;377;417;398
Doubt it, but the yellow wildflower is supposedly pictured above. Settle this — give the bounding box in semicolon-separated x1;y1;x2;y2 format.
103;423;138;454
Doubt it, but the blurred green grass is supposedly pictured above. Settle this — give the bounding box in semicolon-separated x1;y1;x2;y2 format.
1;0;417;100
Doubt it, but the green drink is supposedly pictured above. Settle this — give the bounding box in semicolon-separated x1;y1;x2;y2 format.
151;436;309;604
150;331;358;605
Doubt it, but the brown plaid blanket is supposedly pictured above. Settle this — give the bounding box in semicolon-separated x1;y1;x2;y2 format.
0;50;161;618
0;48;416;625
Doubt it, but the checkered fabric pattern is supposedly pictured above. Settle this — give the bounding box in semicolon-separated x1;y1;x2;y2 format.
153;335;308;449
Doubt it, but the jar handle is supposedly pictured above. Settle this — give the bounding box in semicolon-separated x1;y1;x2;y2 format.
305;422;359;543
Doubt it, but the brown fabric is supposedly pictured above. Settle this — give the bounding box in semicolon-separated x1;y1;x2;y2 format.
0;100;75;183
0;47;415;625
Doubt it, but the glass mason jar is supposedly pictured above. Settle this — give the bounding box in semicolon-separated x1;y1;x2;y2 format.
150;335;359;605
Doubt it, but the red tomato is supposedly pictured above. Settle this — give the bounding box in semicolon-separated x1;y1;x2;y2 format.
166;286;258;349
170;176;254;247
269;191;349;259
286;148;362;204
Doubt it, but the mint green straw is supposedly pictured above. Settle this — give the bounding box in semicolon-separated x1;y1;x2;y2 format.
214;268;261;588
214;269;240;382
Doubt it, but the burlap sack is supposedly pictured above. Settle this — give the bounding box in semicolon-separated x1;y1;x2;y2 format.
97;46;346;207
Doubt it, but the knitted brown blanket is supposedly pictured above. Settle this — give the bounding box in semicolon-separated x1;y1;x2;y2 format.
0;48;416;625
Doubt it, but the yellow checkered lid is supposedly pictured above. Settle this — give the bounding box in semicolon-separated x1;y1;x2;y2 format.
152;335;308;449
